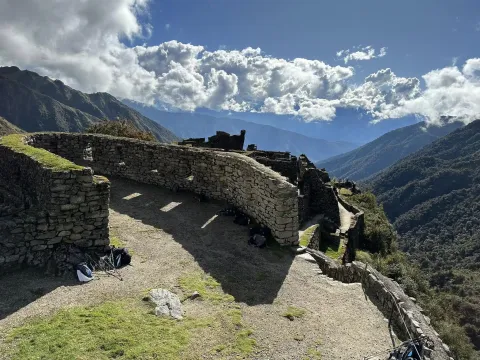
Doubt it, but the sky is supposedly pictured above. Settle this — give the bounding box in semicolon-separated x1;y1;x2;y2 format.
1;0;480;130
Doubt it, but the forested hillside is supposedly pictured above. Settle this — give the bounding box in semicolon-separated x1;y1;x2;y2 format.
367;119;480;355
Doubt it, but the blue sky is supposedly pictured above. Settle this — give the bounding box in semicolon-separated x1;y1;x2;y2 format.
1;0;480;142
146;0;480;82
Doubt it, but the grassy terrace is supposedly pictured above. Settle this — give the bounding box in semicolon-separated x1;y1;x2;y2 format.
0;134;83;172
3;273;257;360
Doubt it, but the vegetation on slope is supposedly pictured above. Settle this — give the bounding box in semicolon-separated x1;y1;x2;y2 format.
0;116;23;136
317;120;462;181
365;119;480;357
0;66;179;143
346;192;397;254
0;134;83;171
341;190;477;359
86;120;157;142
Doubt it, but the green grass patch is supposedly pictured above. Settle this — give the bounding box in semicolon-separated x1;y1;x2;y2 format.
355;250;373;264
299;224;319;247
282;306;306;321
0;134;83;171
109;235;124;248
234;328;256;354
210;307;256;356
3;301;214;360
179;272;234;302
319;237;344;260
306;347;322;359
3;299;257;360
339;188;352;196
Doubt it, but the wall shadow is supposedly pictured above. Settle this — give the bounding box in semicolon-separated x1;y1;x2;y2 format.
108;177;295;305
0;268;79;320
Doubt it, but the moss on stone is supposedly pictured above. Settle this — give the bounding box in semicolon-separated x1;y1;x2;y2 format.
299;224;319;247
0;134;83;172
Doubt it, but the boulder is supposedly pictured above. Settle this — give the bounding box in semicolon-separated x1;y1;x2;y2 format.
149;289;183;320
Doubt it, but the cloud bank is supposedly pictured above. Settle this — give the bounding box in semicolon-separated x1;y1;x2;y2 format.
0;0;479;125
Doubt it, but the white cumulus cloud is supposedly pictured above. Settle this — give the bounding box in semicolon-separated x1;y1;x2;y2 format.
337;46;388;64
0;0;479;125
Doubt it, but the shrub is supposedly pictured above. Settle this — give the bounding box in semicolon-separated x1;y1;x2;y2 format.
86;120;157;142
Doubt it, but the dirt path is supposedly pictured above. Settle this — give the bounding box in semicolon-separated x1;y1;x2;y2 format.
0;178;395;359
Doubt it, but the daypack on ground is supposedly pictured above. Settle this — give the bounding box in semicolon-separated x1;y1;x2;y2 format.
76;262;93;282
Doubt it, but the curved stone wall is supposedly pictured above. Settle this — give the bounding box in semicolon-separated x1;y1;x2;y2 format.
30;133;299;245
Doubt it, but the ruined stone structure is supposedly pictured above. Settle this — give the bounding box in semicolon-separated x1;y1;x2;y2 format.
178;130;246;151
0;132;299;272
32;132;299;243
0;132;453;359
297;155;340;226
0;137;110;273
177;131;340;229
246;150;297;184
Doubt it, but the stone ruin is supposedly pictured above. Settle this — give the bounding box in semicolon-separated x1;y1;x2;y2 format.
0;130;347;274
178;130;246;151
0;131;454;360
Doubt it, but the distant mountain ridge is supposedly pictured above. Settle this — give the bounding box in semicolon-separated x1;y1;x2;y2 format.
124;100;358;161
0;66;179;143
316;120;463;181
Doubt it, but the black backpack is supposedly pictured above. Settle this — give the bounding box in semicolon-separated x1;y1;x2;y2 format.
112;247;131;268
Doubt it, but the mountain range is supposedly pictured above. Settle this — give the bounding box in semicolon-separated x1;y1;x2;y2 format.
0;66;178;143
316;120;463;181
124;100;358;161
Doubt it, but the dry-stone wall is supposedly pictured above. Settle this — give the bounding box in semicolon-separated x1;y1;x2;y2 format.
305;248;453;360
0;136;110;273
30;133;299;245
246;151;297;184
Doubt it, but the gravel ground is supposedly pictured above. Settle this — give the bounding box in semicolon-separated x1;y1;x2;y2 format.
0;178;396;359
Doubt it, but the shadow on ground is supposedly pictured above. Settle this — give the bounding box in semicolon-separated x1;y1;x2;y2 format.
0;268;79;320
108;177;294;305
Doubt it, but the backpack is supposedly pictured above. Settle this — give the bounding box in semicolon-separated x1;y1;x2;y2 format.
76;262;93;282
112;247;131;268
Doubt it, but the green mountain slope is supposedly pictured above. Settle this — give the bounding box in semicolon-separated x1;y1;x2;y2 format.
367;119;480;351
0;116;23;135
0;66;179;143
316;120;462;181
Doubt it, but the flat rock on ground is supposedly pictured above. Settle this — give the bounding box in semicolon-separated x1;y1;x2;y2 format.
0;177;397;360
